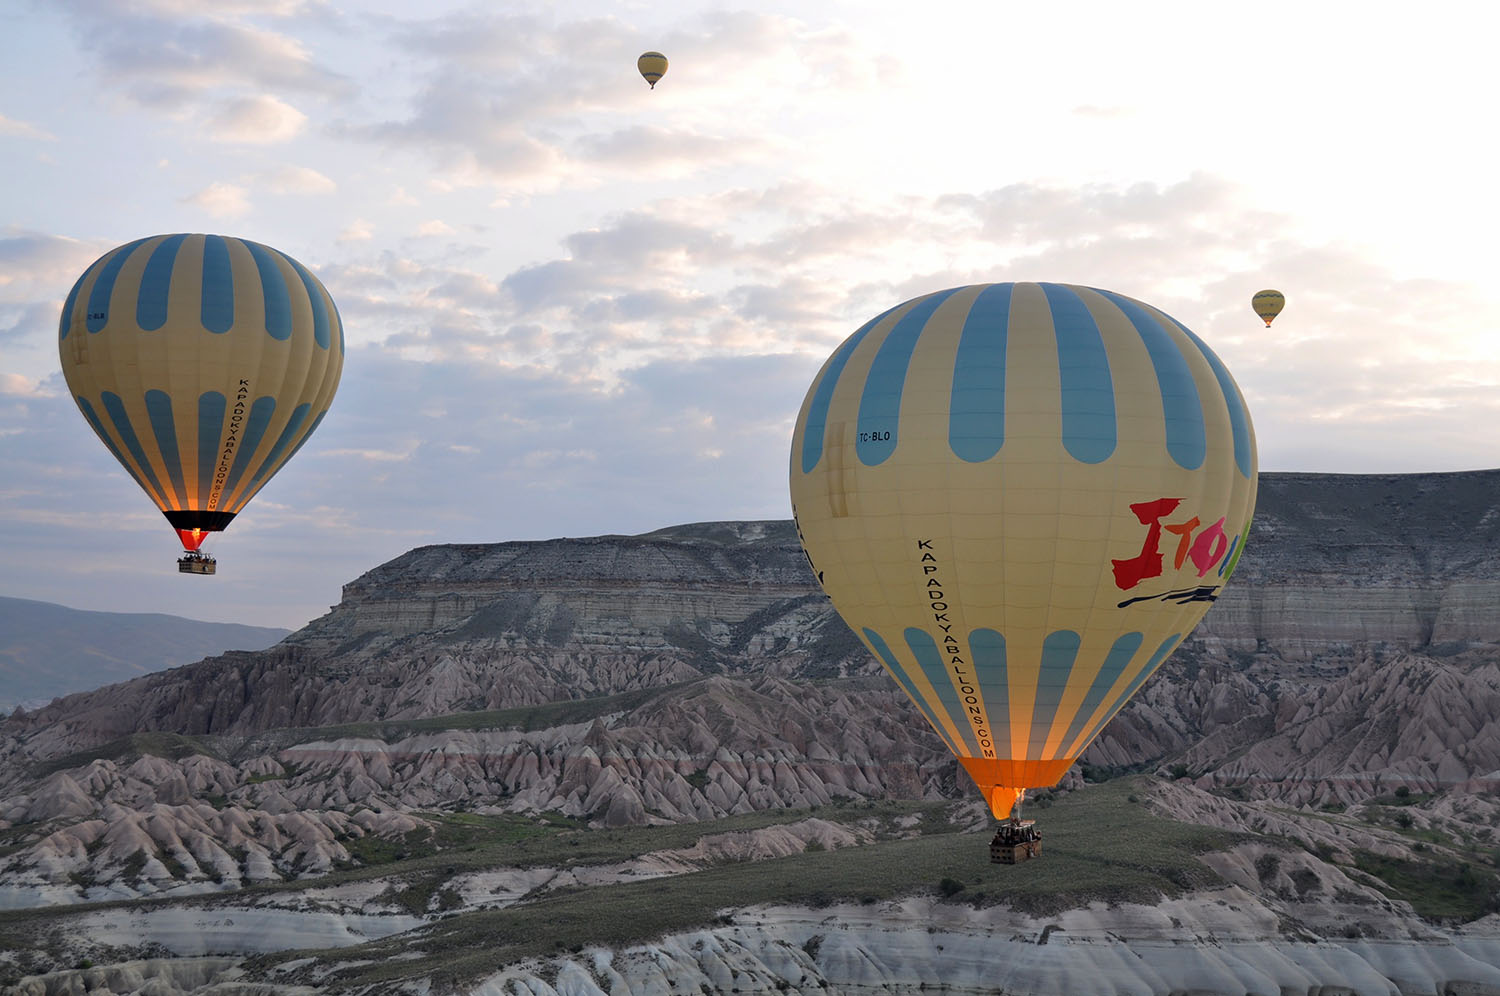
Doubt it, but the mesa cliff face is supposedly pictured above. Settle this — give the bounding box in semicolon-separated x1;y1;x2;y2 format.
6;471;1497;776
1198;471;1500;653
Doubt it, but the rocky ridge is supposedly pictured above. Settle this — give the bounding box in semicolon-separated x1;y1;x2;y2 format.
1;470;1498;993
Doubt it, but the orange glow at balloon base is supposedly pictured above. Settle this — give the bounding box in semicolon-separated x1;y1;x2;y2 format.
176;528;208;551
958;756;1076;820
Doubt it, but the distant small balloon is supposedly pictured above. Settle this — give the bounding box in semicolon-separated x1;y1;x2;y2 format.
1251;289;1285;327
638;51;668;89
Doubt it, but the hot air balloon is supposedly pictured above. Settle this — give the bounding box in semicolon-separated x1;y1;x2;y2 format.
1251;289;1284;327
638;51;668;89
58;234;344;574
789;283;1257;858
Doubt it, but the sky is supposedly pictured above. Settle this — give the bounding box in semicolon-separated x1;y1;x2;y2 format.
2;0;1498;630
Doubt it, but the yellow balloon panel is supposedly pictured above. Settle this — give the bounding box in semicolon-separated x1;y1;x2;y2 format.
58;234;343;546
789;283;1257;818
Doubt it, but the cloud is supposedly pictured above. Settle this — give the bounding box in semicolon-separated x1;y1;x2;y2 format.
261;164;335;193
0;373;54;397
206;94;307;143
55;0;351;111
0;231;104;292
574;126;766;175
0;114;56;140
182;181;252;217
0;302;61;345
340;10;887;189
338;219;374;242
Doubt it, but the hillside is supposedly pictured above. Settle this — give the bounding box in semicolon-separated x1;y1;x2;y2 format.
1;470;1498;994
0;596;289;713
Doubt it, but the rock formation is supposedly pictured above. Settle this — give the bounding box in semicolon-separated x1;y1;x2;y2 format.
1;470;1498;994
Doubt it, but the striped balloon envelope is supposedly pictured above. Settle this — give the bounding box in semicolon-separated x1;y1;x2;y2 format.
58;234;344;561
637;51;668;88
1251;288;1285;327
789;282;1257;820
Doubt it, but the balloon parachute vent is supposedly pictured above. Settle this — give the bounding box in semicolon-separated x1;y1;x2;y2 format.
178;552;216;575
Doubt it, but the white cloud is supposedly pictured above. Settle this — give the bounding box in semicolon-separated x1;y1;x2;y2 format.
0;231;104;293
0;373;52;397
183;181;252;217
206;94;307;143
338;219;374;242
0;114;55;140
415;220;455;237
341;10;886;190
262;165;335;193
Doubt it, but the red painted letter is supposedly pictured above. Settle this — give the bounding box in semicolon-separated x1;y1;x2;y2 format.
1111;497;1182;590
1188;517;1228;577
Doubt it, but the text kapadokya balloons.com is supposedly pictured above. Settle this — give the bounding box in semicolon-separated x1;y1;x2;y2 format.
789;283;1257;820
58;234;344;562
1251;289;1285;327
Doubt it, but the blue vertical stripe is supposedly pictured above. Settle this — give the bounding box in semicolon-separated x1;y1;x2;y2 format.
1041;283;1116;464
220;396;276;503
1028;630;1081;751
100;391;168;505
250;403;311;484
948;284;1012;462
245;241;293;341
1070;633;1181;756
905;627;985;758
86;239;149;334
968;628;1009;757
136;234;188;332
798;303;900;474
59;273;86;341
1097;290;1206;471
1218;534;1240;577
1163;314;1254;478
864;628;960;755
201;236;235;333
197;392;227;504
286;257;332;350
856;288;960;466
144;390;186;506
1056;632;1143;759
76;397;151;495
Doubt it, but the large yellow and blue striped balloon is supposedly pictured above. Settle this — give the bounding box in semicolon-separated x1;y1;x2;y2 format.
58;234;343;556
789;283;1257;819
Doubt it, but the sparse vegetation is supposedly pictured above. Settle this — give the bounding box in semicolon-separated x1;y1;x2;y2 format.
233;778;1246;991
1352;850;1500;921
30;731;221;779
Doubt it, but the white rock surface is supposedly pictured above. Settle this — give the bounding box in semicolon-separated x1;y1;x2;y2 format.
472;898;1500;996
71;905;425;956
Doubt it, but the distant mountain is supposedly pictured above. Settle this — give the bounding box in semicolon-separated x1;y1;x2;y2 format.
0;596;288;712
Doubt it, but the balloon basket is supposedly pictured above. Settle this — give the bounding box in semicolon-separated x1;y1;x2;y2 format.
989;818;1041;864
178;552;217;575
